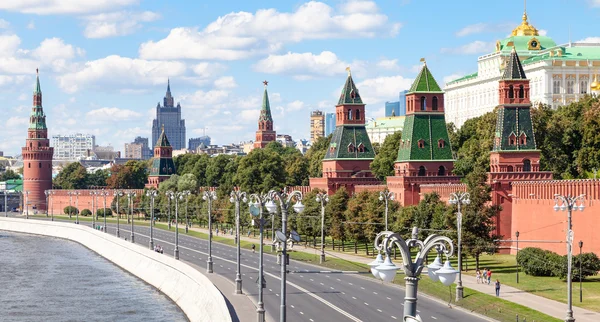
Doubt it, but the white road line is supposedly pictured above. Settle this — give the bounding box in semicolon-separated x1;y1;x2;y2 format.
349;283;353;285
352;296;357;300
364;302;369;306
330;287;334;290
391;316;397;320
386;297;391;300
373;292;377;295
299;312;304;315
431;317;437;320
360;287;365;290
291;305;295;308
320;282;324;285
377;309;382;312
336;278;341;281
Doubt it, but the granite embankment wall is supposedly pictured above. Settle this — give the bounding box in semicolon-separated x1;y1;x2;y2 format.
0;217;231;322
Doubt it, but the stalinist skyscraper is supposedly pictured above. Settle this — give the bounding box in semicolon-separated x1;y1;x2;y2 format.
152;80;186;150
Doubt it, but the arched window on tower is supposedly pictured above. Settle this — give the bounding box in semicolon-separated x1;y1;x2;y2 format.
28;163;31;168
508;85;514;98
523;159;531;172
418;166;426;176
420;96;426;110
437;166;446;176
39;163;41;168
355;109;360;120
348;109;352;120
507;165;514;172
432;96;438;110
519;85;524;98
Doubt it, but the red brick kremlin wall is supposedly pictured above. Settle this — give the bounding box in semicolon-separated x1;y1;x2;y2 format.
47;189;143;216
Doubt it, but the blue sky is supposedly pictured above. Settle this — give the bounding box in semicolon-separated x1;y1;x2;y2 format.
0;0;598;156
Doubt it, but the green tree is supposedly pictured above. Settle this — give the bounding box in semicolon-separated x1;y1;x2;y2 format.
326;187;349;250
344;191;381;254
96;208;113;218
0;169;20;181
178;173;198;192
234;149;285;193
80;209;92;216
87;169;109;187
159;174;179;192
53;162;88;189
106;160;148;189
292;190;321;246
63;206;79;215
370;131;402;181
305;135;331;178
452;111;496;176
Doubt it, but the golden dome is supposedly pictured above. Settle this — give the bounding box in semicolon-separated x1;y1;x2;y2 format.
591;75;600;91
511;11;539;36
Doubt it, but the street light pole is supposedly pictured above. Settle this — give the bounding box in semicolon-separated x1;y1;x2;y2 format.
379;190;394;231
202;190;217;273
90;191;97;228
4;188;8;217
125;191;136;243
67;191;72;219
185;193;189;233
168;196;171;229
25;190;30;219
113;190;123;238
230;190;248;295
101;190;109;233
75;191;80;224
372;227;457;320
166;190;189;260
579;240;583;303
315;192;329;264
554;193;585;322
516;231;520;283
249;193;269;322
44;190;49;217
146;190;158;250
449;191;470;301
265;189;304;322
50;190;54;221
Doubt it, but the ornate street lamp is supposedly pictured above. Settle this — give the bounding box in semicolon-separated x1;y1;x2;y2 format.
579;240;583;303
74;191;81;224
249;192;269;322
379;190;394;231
44;190;49;218
315;192;329;263
185;192;190;233
230;189;248;294
554;193;585;322
166;190;190;259
202;190;217;273
99;190;110;232
67;190;72;219
90;190;97;228
448;191;470;301
372;227;457;320
125;191;136;243
265;189;304;322
113;190;123;238
146;189;158;250
516;231;520;283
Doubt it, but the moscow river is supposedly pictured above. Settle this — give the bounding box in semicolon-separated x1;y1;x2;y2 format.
0;231;187;322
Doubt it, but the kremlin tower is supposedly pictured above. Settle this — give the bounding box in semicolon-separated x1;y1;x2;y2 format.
146;125;176;188
22;69;54;212
254;81;276;149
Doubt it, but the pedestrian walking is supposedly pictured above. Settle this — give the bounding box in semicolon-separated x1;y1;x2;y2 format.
487;269;492;285
482;268;488;284
252;244;256;253
495;279;501;296
476;269;481;284
216;228;219;236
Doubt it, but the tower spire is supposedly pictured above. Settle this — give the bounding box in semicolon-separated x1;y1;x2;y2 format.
34;68;41;94
163;78;174;107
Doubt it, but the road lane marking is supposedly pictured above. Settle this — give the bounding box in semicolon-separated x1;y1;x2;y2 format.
391;316;397;320
377;309;382;312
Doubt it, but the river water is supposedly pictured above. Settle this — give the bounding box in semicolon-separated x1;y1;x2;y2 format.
0;231;187;322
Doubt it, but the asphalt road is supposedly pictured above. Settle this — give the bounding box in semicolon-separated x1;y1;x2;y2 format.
31;217;487;322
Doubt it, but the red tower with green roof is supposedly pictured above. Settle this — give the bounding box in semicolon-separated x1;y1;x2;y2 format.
488;49;552;246
22;69;54;212
254;81;276;149
146;125;176;188
387;61;461;205
310;68;379;194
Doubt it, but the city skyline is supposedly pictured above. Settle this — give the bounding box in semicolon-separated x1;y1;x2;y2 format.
1;0;598;156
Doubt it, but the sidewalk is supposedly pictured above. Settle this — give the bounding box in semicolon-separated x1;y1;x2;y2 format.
189;225;600;322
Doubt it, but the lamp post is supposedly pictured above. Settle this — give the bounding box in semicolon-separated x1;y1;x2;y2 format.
166;190;190;260
230;189;248;294
249;192;269;322
448;191;470;301
202;190;218;273
579;240;583;303
44;190;49;217
4;188;8;217
90;190;97;228
168;195;172;229
185;192;190;233
74;191;81;224
100;190;109;233
379;190;394;231
25;190;30;219
516;231;520;283
146;190;158;250
265;189;304;322
49;190;54;221
271;212;276;252
113;190;123;238
67;191;72;219
125;191;136;243
372;227;457;320
554;193;585;322
315;192;329;264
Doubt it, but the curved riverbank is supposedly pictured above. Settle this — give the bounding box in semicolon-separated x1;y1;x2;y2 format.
0;217;232;322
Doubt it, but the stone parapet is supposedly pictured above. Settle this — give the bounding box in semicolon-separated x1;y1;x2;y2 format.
47;189;143;215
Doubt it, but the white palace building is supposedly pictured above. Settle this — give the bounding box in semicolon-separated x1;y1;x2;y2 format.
444;9;600;127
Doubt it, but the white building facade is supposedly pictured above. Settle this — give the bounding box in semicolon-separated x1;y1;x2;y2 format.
51;133;95;161
444;10;600;127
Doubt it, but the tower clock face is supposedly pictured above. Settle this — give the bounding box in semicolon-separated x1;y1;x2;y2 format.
530;41;538;48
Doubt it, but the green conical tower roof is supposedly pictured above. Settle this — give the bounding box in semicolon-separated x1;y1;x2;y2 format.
157;125;171;147
338;68;363;105
408;61;443;93
259;80;273;122
502;48;527;80
29;69;47;130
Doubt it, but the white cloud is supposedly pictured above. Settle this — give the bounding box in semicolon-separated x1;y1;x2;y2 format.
0;0;139;15
0;34;21;56
31;37;82;63
82;11;161;38
254;51;347;79
443;73;465;85
355;75;414;105
0;19;9;29
192;62;227;77
589;0;600;7
139;1;400;60
441;41;494;55
376;59;400;70
538;29;547;36
286;100;305;112
86;107;142;123
578;37;600;43
214;76;237;89
179;89;230;110
5;116;28;129
455;22;514;37
56;55;187;93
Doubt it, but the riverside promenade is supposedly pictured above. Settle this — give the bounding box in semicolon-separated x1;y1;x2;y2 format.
191;226;600;322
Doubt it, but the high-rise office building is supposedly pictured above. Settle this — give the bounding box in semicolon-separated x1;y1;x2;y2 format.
188;136;211;150
325;113;336;137
310;110;325;144
385;90;408;117
152;80;186;150
51;133;95;161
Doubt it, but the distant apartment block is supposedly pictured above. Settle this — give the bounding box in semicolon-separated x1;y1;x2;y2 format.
188;136;211;150
310;110;325;144
124;136;151;160
51;133;95;161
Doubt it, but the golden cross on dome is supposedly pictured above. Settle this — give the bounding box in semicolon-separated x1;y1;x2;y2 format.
263;80;268;87
345;66;351;76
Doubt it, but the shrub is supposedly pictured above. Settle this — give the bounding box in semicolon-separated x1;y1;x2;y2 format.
80;209;92;216
96;208;113;217
556;252;600;281
63;206;79;215
516;247;562;277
